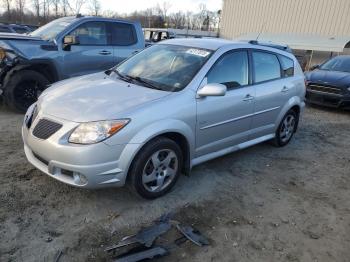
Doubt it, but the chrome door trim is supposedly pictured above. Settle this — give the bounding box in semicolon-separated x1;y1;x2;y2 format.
200;106;280;130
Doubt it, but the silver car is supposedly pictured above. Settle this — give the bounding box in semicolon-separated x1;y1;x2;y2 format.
22;39;305;199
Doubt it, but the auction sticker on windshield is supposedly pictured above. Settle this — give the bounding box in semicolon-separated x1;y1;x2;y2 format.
186;48;210;57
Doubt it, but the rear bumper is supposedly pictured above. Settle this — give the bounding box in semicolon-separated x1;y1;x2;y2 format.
305;90;350;109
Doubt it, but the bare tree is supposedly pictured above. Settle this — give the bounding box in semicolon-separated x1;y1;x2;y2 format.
170;11;185;29
69;0;86;15
31;0;40;19
52;0;60;17
15;0;26;22
156;1;171;27
2;0;12;20
61;0;69;16
88;0;100;16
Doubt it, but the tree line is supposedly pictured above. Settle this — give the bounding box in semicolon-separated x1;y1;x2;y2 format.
0;0;220;31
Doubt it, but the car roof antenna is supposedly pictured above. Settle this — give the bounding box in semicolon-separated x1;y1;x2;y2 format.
256;21;266;41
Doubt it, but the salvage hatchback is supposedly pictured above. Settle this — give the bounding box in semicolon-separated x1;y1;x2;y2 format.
22;39;305;199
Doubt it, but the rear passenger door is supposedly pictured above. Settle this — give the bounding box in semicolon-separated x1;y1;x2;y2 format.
249;50;295;139
63;21;115;77
109;22;139;64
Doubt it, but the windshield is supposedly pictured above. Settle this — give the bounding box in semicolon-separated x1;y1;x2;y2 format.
115;44;212;92
30;17;75;40
320;56;350;73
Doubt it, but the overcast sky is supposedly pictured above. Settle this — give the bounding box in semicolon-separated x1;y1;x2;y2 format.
99;0;223;14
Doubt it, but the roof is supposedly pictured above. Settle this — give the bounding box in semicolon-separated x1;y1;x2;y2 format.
159;38;235;50
236;33;350;52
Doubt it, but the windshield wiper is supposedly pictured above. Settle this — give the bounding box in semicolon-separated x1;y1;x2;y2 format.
126;75;163;90
112;69;133;83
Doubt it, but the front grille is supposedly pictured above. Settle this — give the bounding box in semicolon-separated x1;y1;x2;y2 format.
32;119;62;139
307;83;342;95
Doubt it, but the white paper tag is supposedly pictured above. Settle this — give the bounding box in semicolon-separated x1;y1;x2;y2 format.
186;48;210;57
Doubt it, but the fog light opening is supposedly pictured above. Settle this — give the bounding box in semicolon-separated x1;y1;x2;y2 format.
73;172;88;185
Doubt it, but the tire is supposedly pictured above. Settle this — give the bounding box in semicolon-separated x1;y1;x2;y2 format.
273;109;298;147
128;137;183;199
3;70;50;113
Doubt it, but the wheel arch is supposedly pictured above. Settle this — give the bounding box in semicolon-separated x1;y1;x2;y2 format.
116;119;195;184
275;96;304;133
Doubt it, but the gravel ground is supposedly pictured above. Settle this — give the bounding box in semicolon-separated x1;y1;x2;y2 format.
0;104;349;262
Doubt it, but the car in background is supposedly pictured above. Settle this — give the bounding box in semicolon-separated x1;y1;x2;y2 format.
0;15;145;112
0;23;31;34
305;55;350;109
22;39;305;199
144;29;175;46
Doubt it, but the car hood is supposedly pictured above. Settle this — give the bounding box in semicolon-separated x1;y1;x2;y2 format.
305;69;350;87
0;32;42;41
38;72;171;122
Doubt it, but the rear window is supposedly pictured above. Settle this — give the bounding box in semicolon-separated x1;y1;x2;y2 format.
252;51;281;83
110;22;136;46
279;55;294;77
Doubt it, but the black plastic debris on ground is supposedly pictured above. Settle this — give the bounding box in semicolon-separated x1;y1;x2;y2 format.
105;213;209;262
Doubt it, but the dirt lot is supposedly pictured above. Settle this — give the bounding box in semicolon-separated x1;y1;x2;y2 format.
0;103;349;262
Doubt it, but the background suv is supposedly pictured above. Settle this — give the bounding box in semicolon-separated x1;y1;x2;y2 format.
22;39;305;199
0;15;144;112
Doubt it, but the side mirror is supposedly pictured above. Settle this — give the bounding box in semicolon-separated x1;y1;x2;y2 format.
310;64;320;71
63;35;79;51
197;83;227;97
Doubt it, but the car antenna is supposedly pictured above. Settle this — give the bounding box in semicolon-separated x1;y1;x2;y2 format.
256;21;266;41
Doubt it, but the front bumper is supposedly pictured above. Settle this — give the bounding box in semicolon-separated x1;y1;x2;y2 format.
305;90;350;109
22;110;139;189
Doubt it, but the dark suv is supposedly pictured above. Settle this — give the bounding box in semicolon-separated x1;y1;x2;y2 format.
0;16;145;112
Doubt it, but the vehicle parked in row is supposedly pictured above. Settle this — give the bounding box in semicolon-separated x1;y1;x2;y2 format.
0;23;32;34
305;55;350;109
144;29;175;46
0;15;144;112
22;39;305;199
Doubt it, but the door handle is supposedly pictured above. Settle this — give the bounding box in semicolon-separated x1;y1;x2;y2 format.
281;86;290;93
243;94;254;101
99;50;111;55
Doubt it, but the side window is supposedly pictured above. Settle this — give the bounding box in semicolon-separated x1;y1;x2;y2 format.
279;55;294;77
252;51;281;83
110;22;136;46
207;51;249;89
70;22;107;45
0;26;11;33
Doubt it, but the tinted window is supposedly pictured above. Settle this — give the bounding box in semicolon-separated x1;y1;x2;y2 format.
0;26;11;33
253;51;281;83
110;23;135;46
207;51;249;88
13;26;28;34
279;55;294;77
71;22;107;45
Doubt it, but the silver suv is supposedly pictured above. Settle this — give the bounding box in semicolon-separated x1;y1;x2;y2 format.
22;39;305;199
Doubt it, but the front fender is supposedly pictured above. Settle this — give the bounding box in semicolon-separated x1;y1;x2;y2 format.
114;119;195;183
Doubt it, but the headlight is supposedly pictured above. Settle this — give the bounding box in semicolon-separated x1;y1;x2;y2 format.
69;119;130;144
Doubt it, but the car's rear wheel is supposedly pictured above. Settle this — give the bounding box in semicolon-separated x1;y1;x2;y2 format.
3;70;50;113
128;137;183;199
273;109;298;147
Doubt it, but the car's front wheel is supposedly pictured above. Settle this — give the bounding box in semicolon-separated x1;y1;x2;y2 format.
3;70;50;113
128;137;183;199
273;109;298;147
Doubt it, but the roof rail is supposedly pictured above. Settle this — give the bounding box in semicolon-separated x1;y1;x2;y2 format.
248;40;292;53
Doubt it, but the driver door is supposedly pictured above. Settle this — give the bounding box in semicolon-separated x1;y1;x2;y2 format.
62;21;115;78
195;50;255;157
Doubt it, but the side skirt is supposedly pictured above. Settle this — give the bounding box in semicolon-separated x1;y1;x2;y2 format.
191;134;275;167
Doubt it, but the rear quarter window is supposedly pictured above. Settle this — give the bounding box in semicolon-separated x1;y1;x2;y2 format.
279;55;294;77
